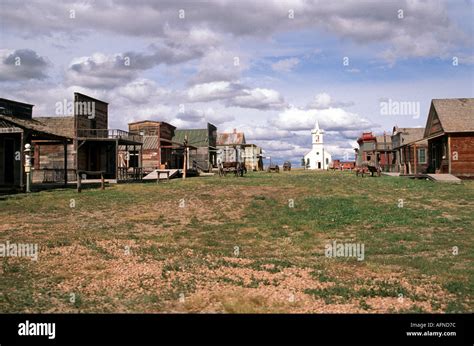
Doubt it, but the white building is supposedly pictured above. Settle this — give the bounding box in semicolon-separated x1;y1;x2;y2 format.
304;121;332;170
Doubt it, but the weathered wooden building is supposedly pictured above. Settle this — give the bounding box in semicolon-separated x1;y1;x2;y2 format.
172;123;217;172
423;98;474;178
391;127;428;175
0;93;143;191
216;129;246;164
0;98;72;192
242;144;263;171
355;132;394;171
128;120;176;173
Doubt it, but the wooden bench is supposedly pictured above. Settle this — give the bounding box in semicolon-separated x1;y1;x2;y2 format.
76;170;106;192
155;170;170;183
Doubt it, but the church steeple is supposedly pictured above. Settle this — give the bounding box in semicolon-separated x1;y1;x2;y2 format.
314;120;320;132
311;120;324;146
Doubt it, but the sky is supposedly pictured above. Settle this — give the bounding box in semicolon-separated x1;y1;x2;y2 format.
1;0;473;165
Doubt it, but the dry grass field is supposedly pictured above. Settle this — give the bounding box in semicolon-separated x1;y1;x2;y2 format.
0;170;473;313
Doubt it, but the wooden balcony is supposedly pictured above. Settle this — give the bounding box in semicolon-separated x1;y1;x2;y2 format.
76;129;143;144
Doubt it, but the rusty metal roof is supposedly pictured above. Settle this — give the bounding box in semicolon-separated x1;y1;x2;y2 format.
217;132;246;145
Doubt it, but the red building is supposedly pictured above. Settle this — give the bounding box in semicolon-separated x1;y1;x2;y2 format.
331;160;355;170
424;98;474;178
355;132;394;171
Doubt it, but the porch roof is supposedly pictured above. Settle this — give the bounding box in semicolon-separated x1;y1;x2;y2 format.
0;114;71;140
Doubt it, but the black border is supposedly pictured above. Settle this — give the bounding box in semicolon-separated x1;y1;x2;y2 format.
0;313;472;345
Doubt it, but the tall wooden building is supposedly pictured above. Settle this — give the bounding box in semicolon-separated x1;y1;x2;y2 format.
172;123;217;172
355;132;394;171
128;120;176;173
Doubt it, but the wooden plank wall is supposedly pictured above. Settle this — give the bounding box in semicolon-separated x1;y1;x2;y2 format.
450;134;474;177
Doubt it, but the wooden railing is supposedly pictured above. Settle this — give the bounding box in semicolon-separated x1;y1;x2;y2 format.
33;168;76;183
76;129;142;143
117;167;143;181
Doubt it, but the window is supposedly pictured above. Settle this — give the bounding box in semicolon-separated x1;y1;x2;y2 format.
418;148;426;164
326;158;329;164
316;152;319;155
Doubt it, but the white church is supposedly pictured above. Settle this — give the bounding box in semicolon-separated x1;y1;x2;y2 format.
304;121;332;170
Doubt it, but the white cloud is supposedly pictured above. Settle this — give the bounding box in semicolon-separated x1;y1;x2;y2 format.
187;81;286;110
271;57;300;72
271;105;372;132
187;81;241;102
307;93;354;109
229;88;286;110
115;79;169;103
238;125;293;141
2;1;469;63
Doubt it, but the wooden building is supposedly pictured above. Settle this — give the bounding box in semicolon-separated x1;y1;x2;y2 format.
0;98;72;192
331;160;355;170
216;129;246;164
355;132;394;171
242;144;263;171
128;120;176;173
1;93;143;192
423;98;474;178
172;123;217;172
391;127;428;175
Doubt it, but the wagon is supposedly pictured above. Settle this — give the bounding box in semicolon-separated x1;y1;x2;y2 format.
218;161;246;177
355;162;381;177
267;164;280;173
283;161;291;171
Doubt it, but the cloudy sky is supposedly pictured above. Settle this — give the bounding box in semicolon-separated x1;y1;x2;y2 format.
1;0;473;164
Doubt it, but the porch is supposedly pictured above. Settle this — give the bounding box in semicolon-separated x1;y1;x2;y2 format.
76;129;143;182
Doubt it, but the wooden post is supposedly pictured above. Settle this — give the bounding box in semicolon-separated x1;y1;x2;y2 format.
182;135;188;179
20;131;24;189
101;172;105;190
413;143;417;175
115;140;119;181
64;140;68;186
77;172;82;193
448;135;451;174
